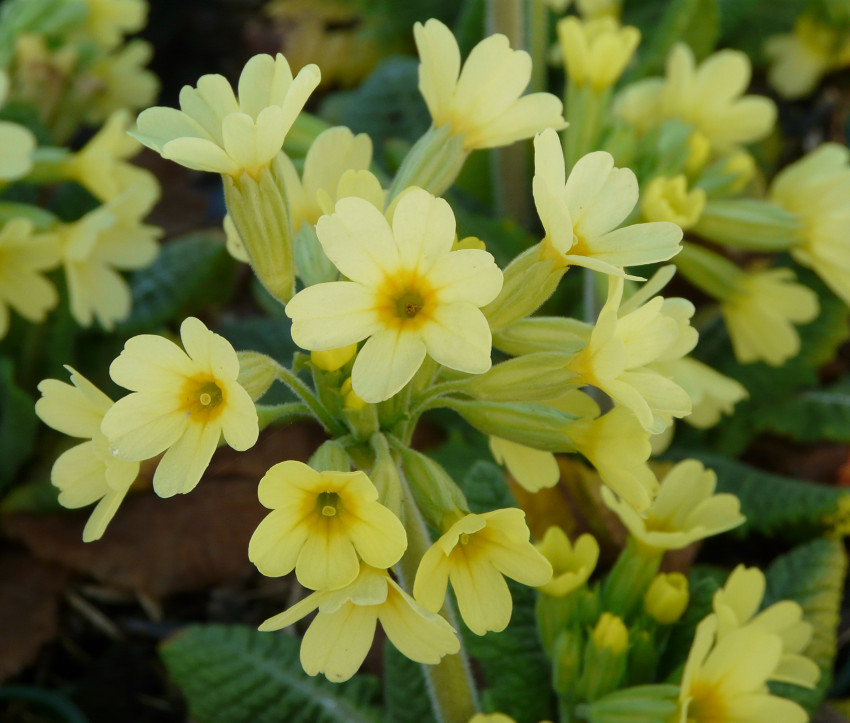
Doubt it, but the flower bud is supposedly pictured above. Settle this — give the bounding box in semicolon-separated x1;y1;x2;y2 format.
387;124;468;202
311;344;357;372
443;399;579;452
641;175;706;229
340;377;366;411
294;224;338;286
395;443;468;529
644;572;689;625
494;316;590;357
591;613;628;654
308;440;350;473
462;353;578;402
553;628;584;695
236;351;278;401
692;198;801;251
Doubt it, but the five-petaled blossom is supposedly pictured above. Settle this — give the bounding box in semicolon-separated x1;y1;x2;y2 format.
414;508;552;635
35;367;139;542
259;565;460;682
249;461;407;591
101;317;259;497
286;188;504;403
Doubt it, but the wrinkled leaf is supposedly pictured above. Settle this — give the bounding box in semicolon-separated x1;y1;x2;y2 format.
160;624;381;723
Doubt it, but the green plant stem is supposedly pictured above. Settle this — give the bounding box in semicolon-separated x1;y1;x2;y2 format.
527;0;549;93
273;364;346;436
255;402;311;430
395;467;479;723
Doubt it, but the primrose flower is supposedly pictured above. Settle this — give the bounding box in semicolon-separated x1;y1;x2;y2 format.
567;276;694;434
721;268;818;366
279;126;374;231
557;16;640;91
64;110;159;202
535;527;599;597
615;44;776;152
286;189;503;403
36;367;139;542
601;459;744;550
83;0;147;50
0;219;60;338
259;564;460;682
533;129;683;278
413;19;566;150
0;71;36;181
769;143;850;305
677;616;807;723
414;508;552;635
248;461;407;591
57;184;161;329
765;17;850;99
641;175;706;230
86;40;159;123
712;565;819;688
133;53;320;177
101;317;259;497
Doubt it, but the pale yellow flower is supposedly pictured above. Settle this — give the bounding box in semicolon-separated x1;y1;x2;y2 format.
0;218;60;338
713;565;819;689
222;213;248;262
57;184;161;329
601;459;744;550
101;317;259;497
641;175;706;229
286;189;503;403
770;143;850;305
133;53;319;177
413;19;566;150
83;0;147;50
615;44;776;152
567;276;694;434
765;17;850;99
64;109;159;202
535;526;599;597
0;70;36;181
35;367;139;542
414;508;552;635
279;126;373;231
644;572;689;624
311;344;357;372
557;16;640;91
259;564;460;682
677;616;807;723
721;268;818;366
533;129;683;277
86;40;160;123
248;461;406;591
592;612;628;652
659;357;747;428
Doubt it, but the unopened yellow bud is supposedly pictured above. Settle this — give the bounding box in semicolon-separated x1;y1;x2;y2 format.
340;377;366;411
592;613;628;653
644;572;689;624
685;131;711;175
558;16;640;91
642;176;706;229
312;344;358;372
722;151;757;193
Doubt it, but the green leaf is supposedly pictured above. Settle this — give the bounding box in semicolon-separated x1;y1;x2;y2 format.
382;640;437;723
629;0;719;79
117;233;238;335
456;462;555;723
696;269;850;455
160;624;381;723
715;0;806;61
0;358;37;491
0;0;87;65
764;539;848;715
668;451;850;543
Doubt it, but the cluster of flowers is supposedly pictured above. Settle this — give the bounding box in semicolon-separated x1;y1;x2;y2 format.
32;9;824;723
554;1;850;370
0;0;161;337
